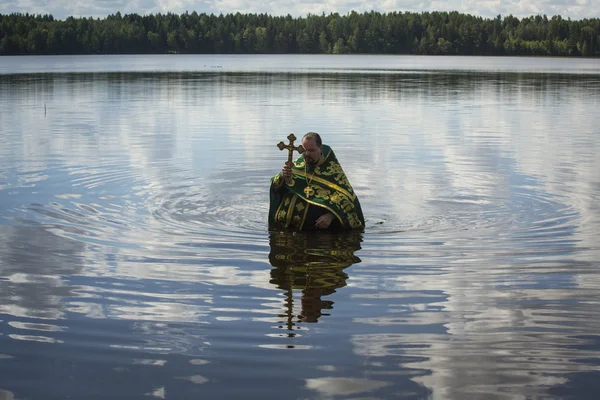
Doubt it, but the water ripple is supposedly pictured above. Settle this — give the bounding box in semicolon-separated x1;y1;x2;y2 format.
1;62;600;400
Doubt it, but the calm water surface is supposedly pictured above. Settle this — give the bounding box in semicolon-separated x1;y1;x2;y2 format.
1;55;600;399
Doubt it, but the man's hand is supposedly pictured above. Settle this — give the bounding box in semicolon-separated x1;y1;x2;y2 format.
315;213;335;229
281;163;292;181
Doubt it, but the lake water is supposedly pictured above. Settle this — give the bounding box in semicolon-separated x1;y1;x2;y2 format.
1;54;600;399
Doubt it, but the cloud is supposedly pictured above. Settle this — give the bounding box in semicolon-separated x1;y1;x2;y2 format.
0;0;598;20
432;0;596;19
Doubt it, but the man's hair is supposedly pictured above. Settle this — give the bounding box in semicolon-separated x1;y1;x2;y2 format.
303;132;322;147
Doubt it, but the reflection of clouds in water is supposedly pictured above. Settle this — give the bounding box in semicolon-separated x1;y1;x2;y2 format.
2;74;277;304
0;226;272;352
348;265;600;398
348;90;600;395
104;301;211;323
0;389;15;400
176;375;208;385
97;264;272;290
106;319;210;357
2;71;600;399
5;72;599;245
30;74;267;235
506;84;600;257
252;74;597;240
132;358;167;366
349;240;599;397
8;334;64;344
2;77;598;272
146;386;166;399
61;261;274;324
351;332;576;399
0;226;84;320
306;376;392;397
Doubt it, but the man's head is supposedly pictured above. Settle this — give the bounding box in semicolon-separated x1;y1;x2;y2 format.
302;132;322;165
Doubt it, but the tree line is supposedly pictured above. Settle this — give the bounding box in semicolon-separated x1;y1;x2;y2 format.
1;11;598;57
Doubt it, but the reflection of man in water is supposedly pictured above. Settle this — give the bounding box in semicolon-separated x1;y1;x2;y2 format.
269;231;361;325
269;132;365;231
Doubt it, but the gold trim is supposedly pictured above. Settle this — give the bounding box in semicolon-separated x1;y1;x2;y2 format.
272;174;283;187
300;200;310;229
286;195;297;227
320;148;331;165
275;196;285;223
294;171;356;201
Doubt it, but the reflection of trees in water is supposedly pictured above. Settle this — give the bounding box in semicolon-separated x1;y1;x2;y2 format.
268;231;362;328
0;226;84;320
13;72;595;106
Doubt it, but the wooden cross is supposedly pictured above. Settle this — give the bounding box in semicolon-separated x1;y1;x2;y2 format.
277;133;305;183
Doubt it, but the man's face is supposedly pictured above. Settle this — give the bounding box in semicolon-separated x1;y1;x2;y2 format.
302;137;322;165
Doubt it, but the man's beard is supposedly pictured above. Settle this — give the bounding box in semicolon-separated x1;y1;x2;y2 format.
307;152;322;165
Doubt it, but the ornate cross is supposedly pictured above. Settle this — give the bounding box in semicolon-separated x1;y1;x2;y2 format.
277;133;305;183
303;186;315;197
277;133;305;166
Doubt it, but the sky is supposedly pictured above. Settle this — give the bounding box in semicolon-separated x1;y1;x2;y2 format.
0;0;598;21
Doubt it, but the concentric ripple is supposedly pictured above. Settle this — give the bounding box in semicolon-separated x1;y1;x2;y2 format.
2;60;600;400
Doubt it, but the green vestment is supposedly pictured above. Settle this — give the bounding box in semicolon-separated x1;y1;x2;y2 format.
268;144;365;231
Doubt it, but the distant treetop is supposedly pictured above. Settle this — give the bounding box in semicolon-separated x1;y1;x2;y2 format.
0;11;598;56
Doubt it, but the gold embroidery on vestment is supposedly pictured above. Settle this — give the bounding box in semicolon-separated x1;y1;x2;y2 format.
286;195;297;227
294;171;355;201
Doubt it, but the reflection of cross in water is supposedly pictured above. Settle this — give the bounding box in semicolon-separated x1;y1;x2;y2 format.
285;287;294;333
277;133;305;183
281;271;299;334
280;268;328;329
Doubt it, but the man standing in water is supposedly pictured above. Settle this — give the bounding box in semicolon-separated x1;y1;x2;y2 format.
269;132;365;231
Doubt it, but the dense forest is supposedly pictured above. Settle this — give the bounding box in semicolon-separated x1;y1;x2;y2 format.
0;11;598;56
